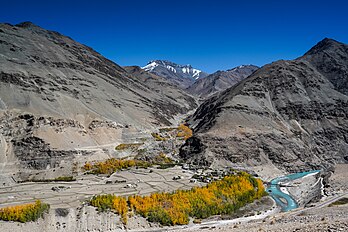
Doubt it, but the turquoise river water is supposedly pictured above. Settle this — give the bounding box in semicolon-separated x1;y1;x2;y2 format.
266;170;320;212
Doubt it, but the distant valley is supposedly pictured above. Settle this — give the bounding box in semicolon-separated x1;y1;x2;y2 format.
141;59;258;98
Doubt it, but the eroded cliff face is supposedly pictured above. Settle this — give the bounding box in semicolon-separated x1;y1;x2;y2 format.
180;38;348;173
0;206;150;232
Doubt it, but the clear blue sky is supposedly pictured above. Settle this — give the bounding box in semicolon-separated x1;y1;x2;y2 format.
1;0;347;73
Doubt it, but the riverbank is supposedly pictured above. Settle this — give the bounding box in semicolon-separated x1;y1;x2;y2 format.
185;202;348;232
286;171;322;207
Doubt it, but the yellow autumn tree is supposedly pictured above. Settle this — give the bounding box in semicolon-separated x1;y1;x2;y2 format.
176;124;193;140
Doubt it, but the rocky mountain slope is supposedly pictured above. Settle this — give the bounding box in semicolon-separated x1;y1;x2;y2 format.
142;60;208;88
0;22;197;179
180;38;348;173
124;65;197;111
187;64;259;98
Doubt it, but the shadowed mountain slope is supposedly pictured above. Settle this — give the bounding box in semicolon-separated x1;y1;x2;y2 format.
186;65;259;98
180;38;348;173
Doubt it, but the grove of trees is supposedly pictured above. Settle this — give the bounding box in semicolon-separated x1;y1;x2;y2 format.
90;172;266;226
83;153;175;175
0;200;50;223
83;158;151;175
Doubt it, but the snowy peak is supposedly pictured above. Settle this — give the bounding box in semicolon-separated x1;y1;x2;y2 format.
142;61;159;72
142;60;209;88
228;64;258;71
226;64;259;76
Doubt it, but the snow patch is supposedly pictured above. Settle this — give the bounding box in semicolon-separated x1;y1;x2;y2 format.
142;61;159;71
142;60;206;80
192;69;202;79
167;65;176;73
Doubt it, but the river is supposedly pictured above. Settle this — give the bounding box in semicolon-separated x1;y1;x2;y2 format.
266;170;320;212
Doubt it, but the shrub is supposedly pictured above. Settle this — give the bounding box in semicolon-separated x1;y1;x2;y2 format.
19;176;76;183
159;127;177;133
90;194;115;212
328;197;348;207
83;162;93;171
153;153;173;164
115;143;143;150
151;133;167;141
54;176;76;182
157;163;176;169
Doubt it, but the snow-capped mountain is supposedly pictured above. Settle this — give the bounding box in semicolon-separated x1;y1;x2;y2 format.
142;60;209;88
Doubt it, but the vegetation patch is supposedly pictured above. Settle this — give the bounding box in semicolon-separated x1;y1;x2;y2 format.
176;124;193;140
90;172;266;226
18;176;76;183
153;153;174;164
115;143;144;151
157;163;176;169
137;148;147;156
328;197;348;207
151;132;167;141
159;127;177;133
0;200;50;223
84;153;174;175
83;158;151;175
52;176;76;181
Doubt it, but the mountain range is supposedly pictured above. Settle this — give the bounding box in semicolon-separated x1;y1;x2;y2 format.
180;38;348;175
142;60;209;88
142;60;258;98
0;21;348;232
1;21;347;176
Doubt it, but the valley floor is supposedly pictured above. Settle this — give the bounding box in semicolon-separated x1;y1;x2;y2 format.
0;164;347;231
0;166;202;209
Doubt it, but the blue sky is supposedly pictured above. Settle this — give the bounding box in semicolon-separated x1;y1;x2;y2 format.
1;0;347;73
